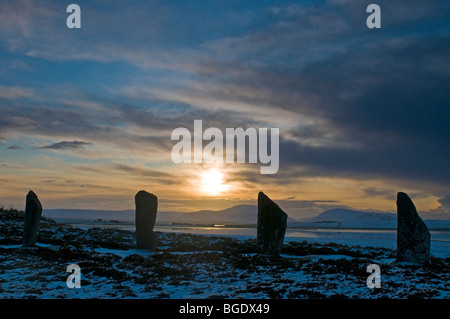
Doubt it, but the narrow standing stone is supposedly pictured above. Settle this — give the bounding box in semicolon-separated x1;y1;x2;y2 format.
257;191;288;256
135;190;158;250
23;190;43;247
396;192;430;264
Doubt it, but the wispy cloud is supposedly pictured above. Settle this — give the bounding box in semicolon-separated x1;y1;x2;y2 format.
0;85;34;99
40;140;93;150
7;144;23;150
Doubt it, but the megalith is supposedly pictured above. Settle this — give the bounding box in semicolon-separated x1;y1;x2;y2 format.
257;191;288;256
396;192;430;264
23;190;43;247
135;190;158;250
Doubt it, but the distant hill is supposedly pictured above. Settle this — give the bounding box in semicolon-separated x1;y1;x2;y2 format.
173;205;297;226
173;205;257;225
43;205;298;226
43;209;183;224
44;206;450;230
294;208;450;230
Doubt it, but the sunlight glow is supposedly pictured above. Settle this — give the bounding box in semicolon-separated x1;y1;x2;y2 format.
200;169;229;195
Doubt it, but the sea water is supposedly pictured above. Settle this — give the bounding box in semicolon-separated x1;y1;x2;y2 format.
68;222;450;258
155;225;450;258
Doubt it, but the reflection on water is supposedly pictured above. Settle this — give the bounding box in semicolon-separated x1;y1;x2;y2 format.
153;225;400;240
155;225;256;237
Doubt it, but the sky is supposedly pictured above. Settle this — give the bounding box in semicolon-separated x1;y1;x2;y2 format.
0;0;449;220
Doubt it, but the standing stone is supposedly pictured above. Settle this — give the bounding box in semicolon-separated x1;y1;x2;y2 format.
23;190;43;247
257;191;288;256
396;192;430;264
135;190;158;250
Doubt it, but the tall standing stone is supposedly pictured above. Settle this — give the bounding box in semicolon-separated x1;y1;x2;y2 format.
23;190;42;247
396;192;430;264
135;190;158;250
257;191;288;256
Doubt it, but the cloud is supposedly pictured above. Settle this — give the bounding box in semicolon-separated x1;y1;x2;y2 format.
0;85;34;99
40;140;93;150
362;187;396;200
178;1;450;191
438;195;450;209
113;163;176;181
1;0;449;211
0;94;179;160
425;194;450;218
7;144;23;150
0;0;211;71
74;163;179;185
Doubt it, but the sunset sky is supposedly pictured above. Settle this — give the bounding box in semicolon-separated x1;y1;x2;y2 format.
1;0;449;220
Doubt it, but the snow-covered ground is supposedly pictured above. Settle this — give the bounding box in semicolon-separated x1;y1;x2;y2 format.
0;209;449;299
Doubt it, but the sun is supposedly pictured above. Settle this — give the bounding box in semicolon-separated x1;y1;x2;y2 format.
200;169;229;195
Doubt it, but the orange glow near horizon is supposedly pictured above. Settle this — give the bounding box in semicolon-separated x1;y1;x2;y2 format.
0;161;444;219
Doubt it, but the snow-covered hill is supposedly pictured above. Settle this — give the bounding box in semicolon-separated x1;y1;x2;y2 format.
295;208;396;229
294;208;450;230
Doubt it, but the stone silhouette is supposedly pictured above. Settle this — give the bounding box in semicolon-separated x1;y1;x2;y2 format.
135;190;158;250
257;191;288;256
396;192;430;264
23;190;43;247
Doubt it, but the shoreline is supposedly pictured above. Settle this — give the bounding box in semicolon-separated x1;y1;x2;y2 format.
59;219;450;232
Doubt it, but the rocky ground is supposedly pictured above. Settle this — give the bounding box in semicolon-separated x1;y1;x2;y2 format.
0;208;449;299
